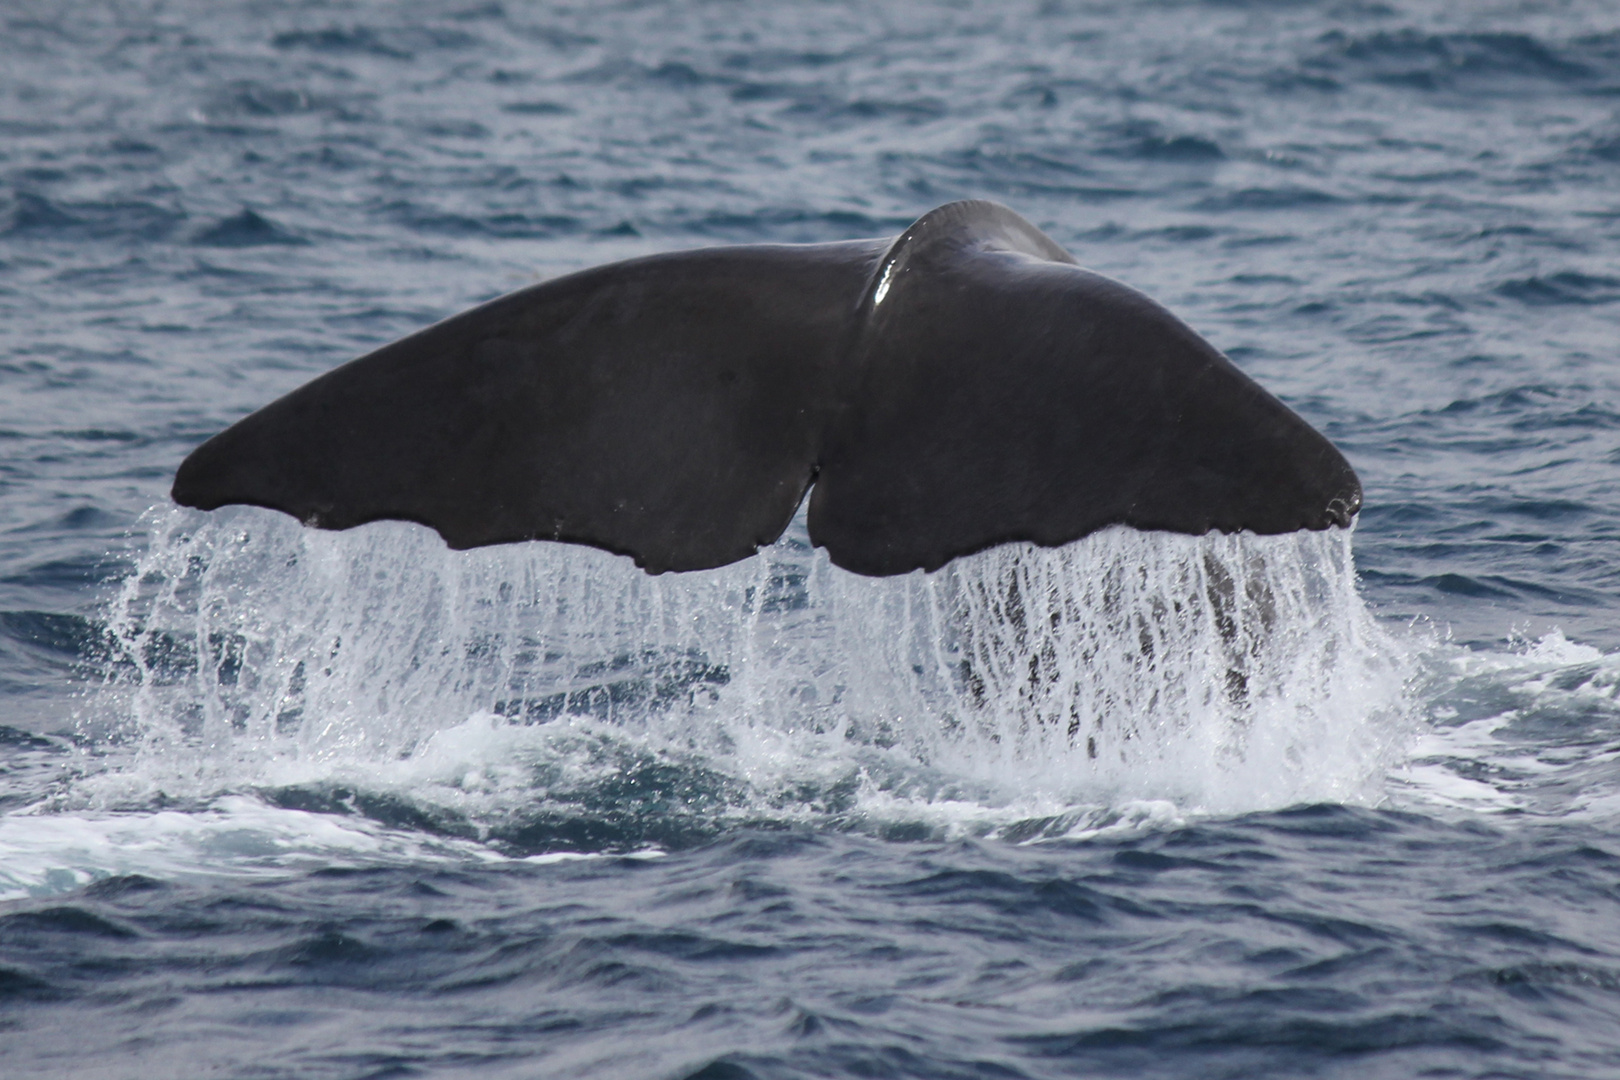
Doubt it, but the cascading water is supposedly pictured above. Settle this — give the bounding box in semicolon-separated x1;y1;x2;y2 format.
74;504;1416;849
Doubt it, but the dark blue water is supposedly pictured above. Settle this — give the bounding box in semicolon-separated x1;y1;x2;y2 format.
4;1;1620;1076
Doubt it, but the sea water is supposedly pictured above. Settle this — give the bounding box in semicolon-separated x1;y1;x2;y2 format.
3;2;1620;1077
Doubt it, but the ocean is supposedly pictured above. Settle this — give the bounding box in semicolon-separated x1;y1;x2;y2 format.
2;1;1620;1076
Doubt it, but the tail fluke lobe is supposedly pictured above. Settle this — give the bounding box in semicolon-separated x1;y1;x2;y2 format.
173;241;884;573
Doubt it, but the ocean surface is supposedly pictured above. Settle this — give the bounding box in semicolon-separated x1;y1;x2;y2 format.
2;1;1620;1076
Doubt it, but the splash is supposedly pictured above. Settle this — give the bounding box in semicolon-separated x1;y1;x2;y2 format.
74;505;1415;848
1393;629;1620;821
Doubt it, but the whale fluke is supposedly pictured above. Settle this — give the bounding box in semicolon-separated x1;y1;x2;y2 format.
171;200;1361;576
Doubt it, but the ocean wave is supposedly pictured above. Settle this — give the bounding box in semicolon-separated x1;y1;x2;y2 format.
1306;29;1601;93
379;200;582;240
1193;186;1344;212
3;194;184;243
191;209;308;248
270;24;481;61
1495;271;1620;306
197;80;369;123
1097;121;1225;163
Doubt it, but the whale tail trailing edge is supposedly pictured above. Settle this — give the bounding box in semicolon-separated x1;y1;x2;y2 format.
171;201;1361;576
171;240;883;573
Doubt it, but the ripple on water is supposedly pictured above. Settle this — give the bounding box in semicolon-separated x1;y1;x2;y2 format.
2;1;1620;1075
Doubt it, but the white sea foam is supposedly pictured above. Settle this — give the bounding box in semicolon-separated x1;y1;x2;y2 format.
0;795;502;900
63;504;1418;846
1390;629;1620;821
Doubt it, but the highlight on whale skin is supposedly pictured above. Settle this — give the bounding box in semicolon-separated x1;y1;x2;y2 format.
170;200;1361;574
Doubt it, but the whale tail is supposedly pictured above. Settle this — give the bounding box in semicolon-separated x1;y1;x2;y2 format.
171;201;1360;576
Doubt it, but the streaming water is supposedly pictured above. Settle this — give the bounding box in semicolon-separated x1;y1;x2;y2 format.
61;508;1410;857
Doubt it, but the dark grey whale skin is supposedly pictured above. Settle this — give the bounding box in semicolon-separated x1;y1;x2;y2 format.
172;201;1361;576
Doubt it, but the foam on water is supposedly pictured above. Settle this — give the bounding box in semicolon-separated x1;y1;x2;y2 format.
0;795;504;900
1392;629;1620;822
51;504;1416;855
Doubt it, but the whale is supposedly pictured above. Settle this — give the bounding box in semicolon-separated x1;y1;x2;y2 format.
171;200;1361;576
